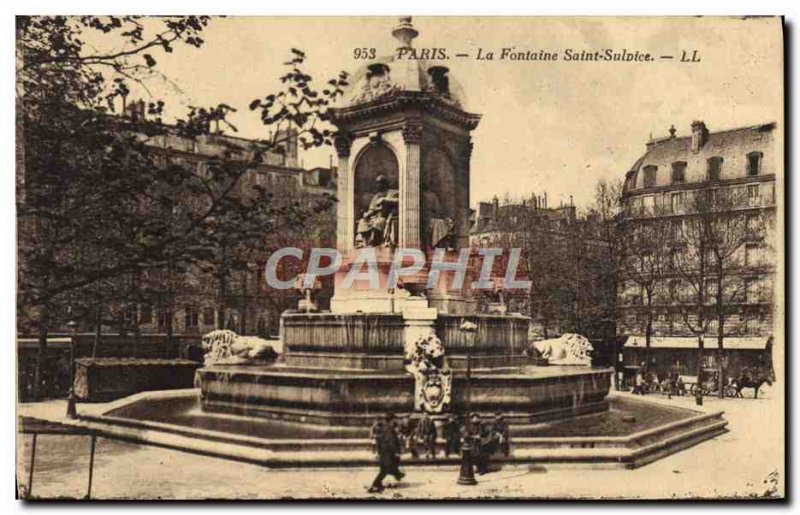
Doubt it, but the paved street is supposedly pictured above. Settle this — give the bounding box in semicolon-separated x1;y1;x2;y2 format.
16;389;784;500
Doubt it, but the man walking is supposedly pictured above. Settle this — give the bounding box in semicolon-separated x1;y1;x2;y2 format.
369;416;385;455
368;414;405;493
493;413;510;457
415;412;438;459
443;414;461;457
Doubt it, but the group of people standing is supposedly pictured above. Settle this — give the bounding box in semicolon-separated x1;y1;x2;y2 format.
368;411;510;493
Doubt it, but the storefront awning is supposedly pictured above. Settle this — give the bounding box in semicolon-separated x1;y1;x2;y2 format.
623;335;769;350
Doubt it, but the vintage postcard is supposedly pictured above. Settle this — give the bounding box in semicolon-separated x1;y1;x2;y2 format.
15;15;784;500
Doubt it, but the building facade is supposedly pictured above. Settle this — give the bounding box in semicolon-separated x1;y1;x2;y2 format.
470;194;617;363
618;121;778;380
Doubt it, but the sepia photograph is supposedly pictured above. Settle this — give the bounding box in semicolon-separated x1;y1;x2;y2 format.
12;11;786;501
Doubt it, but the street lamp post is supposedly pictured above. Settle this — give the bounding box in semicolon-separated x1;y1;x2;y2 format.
457;319;478;486
66;319;78;419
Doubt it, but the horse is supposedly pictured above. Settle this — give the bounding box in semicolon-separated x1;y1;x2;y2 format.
731;366;775;399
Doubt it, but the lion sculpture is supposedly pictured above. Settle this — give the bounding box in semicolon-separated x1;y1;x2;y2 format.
530;333;593;366
201;329;279;365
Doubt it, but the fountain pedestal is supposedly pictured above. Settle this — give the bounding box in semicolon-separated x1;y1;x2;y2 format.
198;312;612;426
196;16;613;427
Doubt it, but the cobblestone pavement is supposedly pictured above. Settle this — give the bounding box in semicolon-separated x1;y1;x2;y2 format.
16;389;784;500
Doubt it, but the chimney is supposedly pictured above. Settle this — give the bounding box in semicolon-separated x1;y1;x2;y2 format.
543;192;548;209
691;120;708;153
492;195;499;214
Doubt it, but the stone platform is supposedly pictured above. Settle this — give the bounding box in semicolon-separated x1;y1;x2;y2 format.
197;365;613;426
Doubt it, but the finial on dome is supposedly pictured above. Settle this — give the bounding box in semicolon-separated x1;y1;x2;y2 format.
392;16;418;49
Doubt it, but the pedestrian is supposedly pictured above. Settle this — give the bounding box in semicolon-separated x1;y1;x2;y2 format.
415;412;438;459
369;416;385;455
493;412;510;457
474;419;493;475
443;414;461;457
633;370;646;395
368;414;405;493
398;414;418;458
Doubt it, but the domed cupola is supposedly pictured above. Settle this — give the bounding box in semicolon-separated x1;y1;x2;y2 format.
339;17;469;111
328;17;482;303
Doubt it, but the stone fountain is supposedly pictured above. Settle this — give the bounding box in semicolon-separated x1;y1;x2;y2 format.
195;17;613;427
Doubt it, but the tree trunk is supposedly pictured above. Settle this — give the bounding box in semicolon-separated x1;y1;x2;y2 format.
239;270;247;335
92;305;102;358
166;309;174;357
133;305;141;359
717;313;725;398
32;302;49;400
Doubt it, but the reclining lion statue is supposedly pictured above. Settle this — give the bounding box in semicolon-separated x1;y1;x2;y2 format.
528;333;593;366
201;329;279;365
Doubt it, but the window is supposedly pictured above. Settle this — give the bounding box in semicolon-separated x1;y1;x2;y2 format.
668;249;679;271
203;307;215;326
705;278;718;302
671;161;687;184
746;151;763;176
670;312;681;332
254;172;268;187
745;244;761;267
746;214;760;234
157;309;171;328
706;156;723;181
643;195;656;213
140;304;153;324
670;222;683;242
643;165;658;188
185;307;199;329
670;192;685;213
668;280;680;299
745;278;759;304
747;184;760;206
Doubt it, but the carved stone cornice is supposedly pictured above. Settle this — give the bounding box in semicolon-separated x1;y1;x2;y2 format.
329;91;481;131
333;133;353;157
402;121;425;145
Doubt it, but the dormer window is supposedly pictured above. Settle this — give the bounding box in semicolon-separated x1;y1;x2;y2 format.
366;63;390;80
707;156;723;181
746;151;763;176
643;165;657;188
671;161;687;184
427;66;451;96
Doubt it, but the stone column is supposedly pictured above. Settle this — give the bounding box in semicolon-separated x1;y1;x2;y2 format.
334;134;353;253
401;122;423;249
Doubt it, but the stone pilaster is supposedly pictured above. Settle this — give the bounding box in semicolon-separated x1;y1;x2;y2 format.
401;122;424;249
334;134;353;252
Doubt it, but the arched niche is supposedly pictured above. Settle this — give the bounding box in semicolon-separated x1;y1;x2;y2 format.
421;148;457;248
353;143;400;236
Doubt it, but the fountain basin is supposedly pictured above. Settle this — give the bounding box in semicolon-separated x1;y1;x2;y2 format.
196;365;614;426
73;390;727;469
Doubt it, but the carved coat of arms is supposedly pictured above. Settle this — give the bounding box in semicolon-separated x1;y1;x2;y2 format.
405;333;452;413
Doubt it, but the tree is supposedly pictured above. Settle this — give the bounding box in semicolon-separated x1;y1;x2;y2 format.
17;16;348;397
588;179;626;366
672;187;769;396
620;203;672;364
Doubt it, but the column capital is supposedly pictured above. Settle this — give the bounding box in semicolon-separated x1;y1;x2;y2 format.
333;133;353;157
402;121;425;145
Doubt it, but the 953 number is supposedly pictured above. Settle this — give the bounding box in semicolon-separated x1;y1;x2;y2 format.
353;48;377;60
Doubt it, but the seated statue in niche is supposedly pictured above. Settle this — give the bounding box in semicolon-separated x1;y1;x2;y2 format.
355;175;399;248
422;188;456;249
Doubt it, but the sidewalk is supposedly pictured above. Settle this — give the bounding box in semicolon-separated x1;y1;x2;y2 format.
16;389;784;500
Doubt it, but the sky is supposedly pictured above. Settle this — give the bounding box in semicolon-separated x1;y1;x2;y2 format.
106;16;783;209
